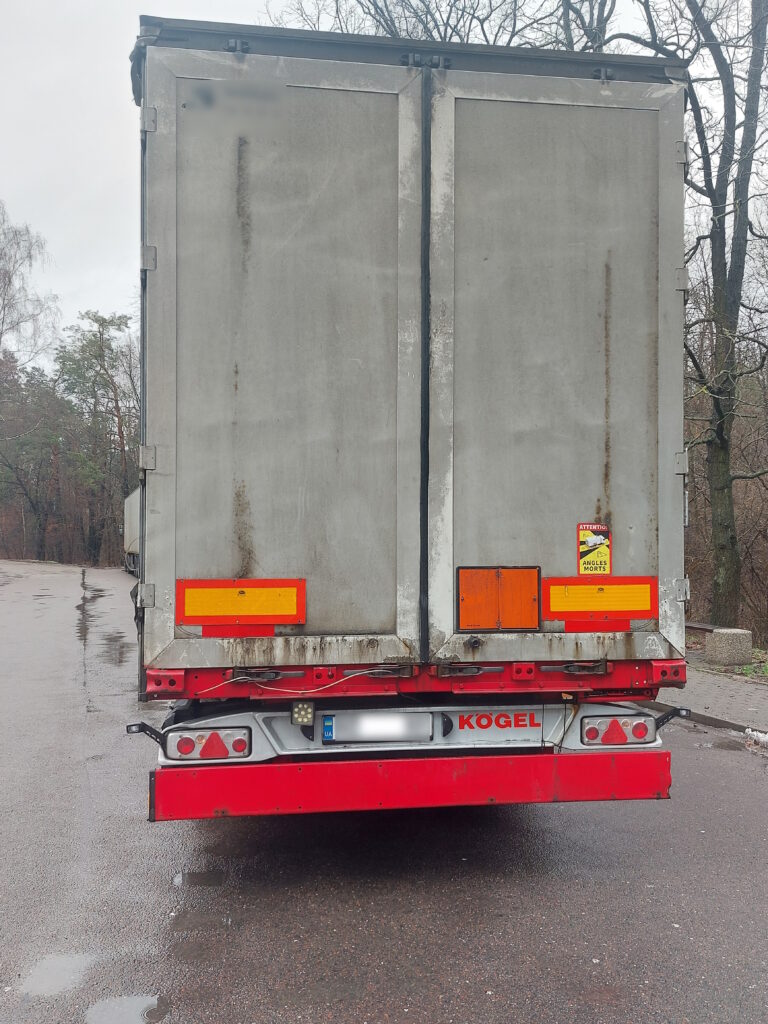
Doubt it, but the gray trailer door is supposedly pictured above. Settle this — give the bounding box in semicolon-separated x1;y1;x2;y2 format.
427;71;686;662
142;49;423;668
141;47;685;671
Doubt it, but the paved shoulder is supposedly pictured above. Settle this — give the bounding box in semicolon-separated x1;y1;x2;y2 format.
657;664;768;733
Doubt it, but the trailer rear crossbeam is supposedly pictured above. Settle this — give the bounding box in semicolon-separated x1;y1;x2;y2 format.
142;659;686;701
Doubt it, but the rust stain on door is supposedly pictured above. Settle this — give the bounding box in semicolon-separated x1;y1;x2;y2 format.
233;480;256;578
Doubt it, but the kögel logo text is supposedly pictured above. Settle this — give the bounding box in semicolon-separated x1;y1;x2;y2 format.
458;712;541;730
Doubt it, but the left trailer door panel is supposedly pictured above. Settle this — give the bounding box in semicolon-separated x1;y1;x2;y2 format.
141;49;424;669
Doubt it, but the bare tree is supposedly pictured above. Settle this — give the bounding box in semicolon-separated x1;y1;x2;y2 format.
274;0;768;628
609;0;768;626
270;0;557;44
0;201;59;366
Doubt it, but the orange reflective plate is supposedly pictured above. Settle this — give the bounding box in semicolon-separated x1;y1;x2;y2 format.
458;567;540;630
176;578;306;626
542;577;658;621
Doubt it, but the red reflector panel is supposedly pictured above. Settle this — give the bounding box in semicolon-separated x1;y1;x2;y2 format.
600;719;628;745
199;732;230;759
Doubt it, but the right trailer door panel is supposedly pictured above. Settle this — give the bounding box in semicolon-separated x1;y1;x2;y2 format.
427;71;686;662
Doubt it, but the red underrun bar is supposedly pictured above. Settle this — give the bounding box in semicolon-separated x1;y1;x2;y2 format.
150;750;672;821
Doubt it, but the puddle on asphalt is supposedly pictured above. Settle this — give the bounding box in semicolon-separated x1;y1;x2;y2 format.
85;995;170;1024
99;629;132;666
173;868;225;887
76;568;106;645
20;952;95;996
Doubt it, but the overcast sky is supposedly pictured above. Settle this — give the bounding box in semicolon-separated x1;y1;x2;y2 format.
2;2;275;333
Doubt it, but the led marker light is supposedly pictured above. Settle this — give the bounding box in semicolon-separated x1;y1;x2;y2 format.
292;701;315;727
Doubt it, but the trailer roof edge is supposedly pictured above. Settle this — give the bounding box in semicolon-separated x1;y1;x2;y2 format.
131;16;687;104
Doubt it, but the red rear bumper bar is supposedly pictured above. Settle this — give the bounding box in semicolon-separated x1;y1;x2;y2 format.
149;750;672;821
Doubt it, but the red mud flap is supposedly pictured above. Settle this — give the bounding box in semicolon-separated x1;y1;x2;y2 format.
149;750;671;821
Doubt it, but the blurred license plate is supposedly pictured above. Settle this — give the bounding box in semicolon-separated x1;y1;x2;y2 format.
323;711;433;744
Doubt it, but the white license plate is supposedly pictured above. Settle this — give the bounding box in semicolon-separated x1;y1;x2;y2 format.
323;711;433;744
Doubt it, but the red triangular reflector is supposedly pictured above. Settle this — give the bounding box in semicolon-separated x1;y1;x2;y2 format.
601;719;628;745
199;732;229;759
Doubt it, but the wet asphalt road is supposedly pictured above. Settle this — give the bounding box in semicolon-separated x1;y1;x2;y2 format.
1;560;767;1024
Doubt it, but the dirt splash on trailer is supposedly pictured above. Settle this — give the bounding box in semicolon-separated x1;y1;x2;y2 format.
235;136;252;271
233;480;257;579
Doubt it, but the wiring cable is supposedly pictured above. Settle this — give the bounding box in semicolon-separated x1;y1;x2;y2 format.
196;666;376;698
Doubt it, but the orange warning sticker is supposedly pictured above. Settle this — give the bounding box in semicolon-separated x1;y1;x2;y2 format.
577;523;612;576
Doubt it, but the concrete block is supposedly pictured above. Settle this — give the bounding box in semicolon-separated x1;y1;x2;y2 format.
705;628;753;667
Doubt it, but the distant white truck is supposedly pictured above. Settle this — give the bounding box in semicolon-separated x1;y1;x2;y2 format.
123;487;140;576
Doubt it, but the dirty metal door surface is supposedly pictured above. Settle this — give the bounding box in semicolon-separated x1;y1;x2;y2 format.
428;72;686;662
142;48;422;668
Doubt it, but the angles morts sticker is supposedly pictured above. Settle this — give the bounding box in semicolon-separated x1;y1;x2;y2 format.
577;523;612;576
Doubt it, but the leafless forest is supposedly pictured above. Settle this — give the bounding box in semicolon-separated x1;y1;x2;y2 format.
1;0;767;634
0;210;140;567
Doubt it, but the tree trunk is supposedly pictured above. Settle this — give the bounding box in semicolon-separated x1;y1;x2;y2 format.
708;436;740;624
35;508;48;561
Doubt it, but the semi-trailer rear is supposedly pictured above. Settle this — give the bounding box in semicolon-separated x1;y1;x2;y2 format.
128;17;690;821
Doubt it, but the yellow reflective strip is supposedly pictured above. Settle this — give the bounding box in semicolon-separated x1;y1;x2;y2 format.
548;583;651;613
184;587;297;618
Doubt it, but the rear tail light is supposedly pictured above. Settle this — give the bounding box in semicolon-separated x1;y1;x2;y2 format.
165;728;251;761
580;714;655;746
175;736;195;755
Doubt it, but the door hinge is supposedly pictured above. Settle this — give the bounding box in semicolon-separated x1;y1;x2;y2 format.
400;52;452;68
676;139;690;176
141;106;157;133
141;245;157;272
676;453;689;527
674;578;690;602
675;268;690;304
224;37;252;53
139;445;156;471
137;583;155;609
591;66;616;82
